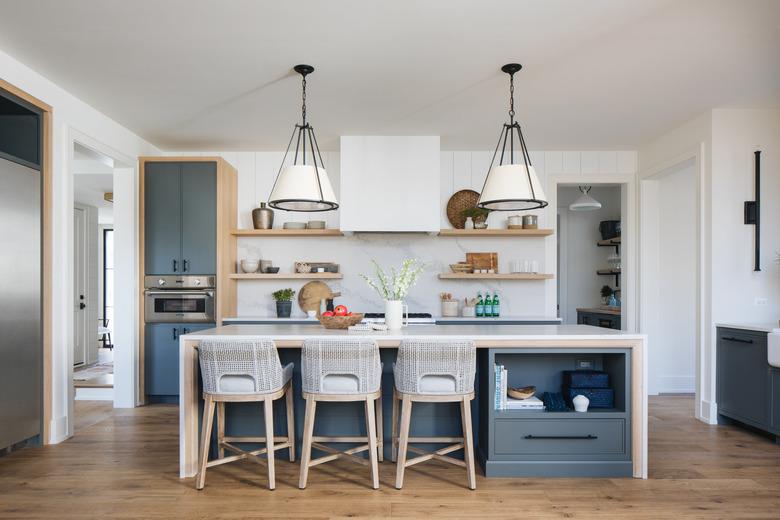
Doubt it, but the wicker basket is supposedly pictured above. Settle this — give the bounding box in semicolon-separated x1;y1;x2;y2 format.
317;313;364;329
446;189;481;229
450;262;474;274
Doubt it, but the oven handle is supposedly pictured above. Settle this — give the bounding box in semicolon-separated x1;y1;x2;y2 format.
144;290;214;297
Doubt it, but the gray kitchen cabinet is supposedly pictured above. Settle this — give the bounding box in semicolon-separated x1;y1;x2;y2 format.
144;162;182;275
716;328;769;429
772;369;780;434
144;161;216;275
577;310;621;330
145;323;213;398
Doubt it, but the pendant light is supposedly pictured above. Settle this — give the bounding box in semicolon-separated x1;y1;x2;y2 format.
477;63;547;211
268;64;338;212
569;186;602;211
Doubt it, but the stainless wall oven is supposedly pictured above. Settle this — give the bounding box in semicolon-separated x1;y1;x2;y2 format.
144;275;215;323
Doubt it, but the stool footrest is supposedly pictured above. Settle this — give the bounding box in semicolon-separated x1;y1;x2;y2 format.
309;442;370;467
405;444;465;468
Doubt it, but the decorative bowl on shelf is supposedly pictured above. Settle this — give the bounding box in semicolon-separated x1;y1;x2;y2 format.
507;385;536;400
317;313;364;329
263;267;280;274
240;259;259;273
450;262;473;274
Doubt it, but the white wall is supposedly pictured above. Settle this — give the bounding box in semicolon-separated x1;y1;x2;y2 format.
557;186;621;324
638;108;780;421
0;47;160;442
178;150;636;318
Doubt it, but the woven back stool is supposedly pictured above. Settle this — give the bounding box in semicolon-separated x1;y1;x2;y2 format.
298;338;383;489
196;339;295;490
391;339;477;490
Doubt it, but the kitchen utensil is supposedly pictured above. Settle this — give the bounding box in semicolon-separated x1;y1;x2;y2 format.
251;202;274;229
599;220;621;240
450;263;473;273
522;215;538;229
297;281;341;313
317;313;364;329
264;267;280;274
466;252;498;271
446;189;481;229
283;221;307;230
240;259;259;273
259;260;272;272
507;385;536;400
306;220;326;229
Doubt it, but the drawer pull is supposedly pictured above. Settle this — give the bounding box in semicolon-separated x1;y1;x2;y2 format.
722;336;754;344
524;434;598;440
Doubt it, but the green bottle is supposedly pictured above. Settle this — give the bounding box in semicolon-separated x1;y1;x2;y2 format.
492;292;500;317
476;292;484;317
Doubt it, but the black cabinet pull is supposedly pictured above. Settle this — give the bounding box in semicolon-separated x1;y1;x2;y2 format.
183;259;189;272
722;336;754;344
172;259;178;272
182;327;189;335
172;328;178;340
524;434;598;440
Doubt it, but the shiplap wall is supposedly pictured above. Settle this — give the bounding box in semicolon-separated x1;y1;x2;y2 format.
170;149;637;317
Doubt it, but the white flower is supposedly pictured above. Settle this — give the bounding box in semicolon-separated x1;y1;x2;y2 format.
361;258;425;301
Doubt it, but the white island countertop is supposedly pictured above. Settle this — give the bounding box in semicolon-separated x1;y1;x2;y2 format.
182;323;643;341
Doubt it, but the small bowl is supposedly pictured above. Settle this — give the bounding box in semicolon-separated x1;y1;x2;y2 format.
507;385;536;400
307;220;326;229
240;259;259;273
263;267;280;274
283;222;307;229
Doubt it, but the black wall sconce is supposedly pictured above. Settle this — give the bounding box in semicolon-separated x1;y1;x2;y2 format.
744;150;761;271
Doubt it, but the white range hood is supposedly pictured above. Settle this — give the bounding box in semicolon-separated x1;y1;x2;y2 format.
339;136;440;232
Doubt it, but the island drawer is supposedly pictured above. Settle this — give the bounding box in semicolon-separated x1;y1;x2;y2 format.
493;417;626;458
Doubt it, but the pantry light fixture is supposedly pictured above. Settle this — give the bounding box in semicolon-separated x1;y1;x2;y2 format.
268;64;338;212
569;186;602;211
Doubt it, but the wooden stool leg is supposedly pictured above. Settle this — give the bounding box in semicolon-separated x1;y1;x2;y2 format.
286;383;296;462
298;398;317;489
395;396;412;489
365;397;380;489
263;397;276;490
216;402;225;459
196;396;216;490
376;393;384;463
391;388;399;462
460;396;476;490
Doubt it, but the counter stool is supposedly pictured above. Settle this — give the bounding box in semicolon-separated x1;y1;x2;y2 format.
299;338;383;489
391;339;477;490
196;339;295;490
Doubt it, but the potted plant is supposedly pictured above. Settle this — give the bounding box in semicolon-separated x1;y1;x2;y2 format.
461;207;491;229
272;288;295;318
600;285;613;305
360;259;425;330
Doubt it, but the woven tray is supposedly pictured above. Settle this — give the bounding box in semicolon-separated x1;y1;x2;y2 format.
446;189;480;229
317;313;364;329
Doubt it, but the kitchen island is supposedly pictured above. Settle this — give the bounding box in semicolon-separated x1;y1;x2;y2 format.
179;324;647;479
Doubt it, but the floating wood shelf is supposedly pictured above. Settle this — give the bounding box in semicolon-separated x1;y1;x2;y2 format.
231;229;344;237
597;237;621;246
229;273;343;280
439;273;554;280
438;228;553;237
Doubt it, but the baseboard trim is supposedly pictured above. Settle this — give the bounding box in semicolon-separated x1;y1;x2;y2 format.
697;399;718;425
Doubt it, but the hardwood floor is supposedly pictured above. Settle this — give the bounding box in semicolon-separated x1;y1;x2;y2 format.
1;396;779;519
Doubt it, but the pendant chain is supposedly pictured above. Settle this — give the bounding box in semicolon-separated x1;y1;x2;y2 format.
301;75;307;125
508;73;515;123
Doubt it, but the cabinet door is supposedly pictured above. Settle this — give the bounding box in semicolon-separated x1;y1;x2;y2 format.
145;324;180;396
180;162;216;274
717;330;769;427
772;369;780;434
144;162;182;275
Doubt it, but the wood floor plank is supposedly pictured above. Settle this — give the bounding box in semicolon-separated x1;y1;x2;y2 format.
1;396;779;519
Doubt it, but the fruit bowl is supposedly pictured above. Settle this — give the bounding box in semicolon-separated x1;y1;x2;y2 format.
317;313;364;329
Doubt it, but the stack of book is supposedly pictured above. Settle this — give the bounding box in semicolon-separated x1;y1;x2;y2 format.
505;395;545;411
494;364;546;411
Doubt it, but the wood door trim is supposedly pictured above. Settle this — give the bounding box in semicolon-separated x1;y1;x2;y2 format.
0;79;53;444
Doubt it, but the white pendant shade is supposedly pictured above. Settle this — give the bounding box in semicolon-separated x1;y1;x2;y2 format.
268;164;338;212
569;186;602;211
478;164;547;211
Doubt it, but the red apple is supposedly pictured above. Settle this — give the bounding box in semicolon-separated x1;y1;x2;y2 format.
334;305;348;316
321;311;335;317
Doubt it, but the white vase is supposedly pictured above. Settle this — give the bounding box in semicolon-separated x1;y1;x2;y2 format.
385;300;408;330
573;394;590;413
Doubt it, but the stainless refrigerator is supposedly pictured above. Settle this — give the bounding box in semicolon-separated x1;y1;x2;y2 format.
0;156;42;449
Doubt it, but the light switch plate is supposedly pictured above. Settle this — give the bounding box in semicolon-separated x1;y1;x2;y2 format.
576;359;595;370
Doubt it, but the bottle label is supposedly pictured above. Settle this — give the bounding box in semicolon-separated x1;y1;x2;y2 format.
476;304;484;317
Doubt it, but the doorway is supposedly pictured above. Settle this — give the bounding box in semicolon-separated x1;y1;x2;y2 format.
640;158;698;398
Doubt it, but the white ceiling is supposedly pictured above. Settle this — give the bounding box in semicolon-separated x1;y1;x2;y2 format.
1;0;778;150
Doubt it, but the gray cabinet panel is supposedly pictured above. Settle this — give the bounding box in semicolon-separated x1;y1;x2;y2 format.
180;162;216;274
772;369;780;434
144;162;182;275
493;418;626;458
145;323;213;396
716;328;769;427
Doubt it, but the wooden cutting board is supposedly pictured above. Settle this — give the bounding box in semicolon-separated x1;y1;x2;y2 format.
466;252;498;271
297;281;340;313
